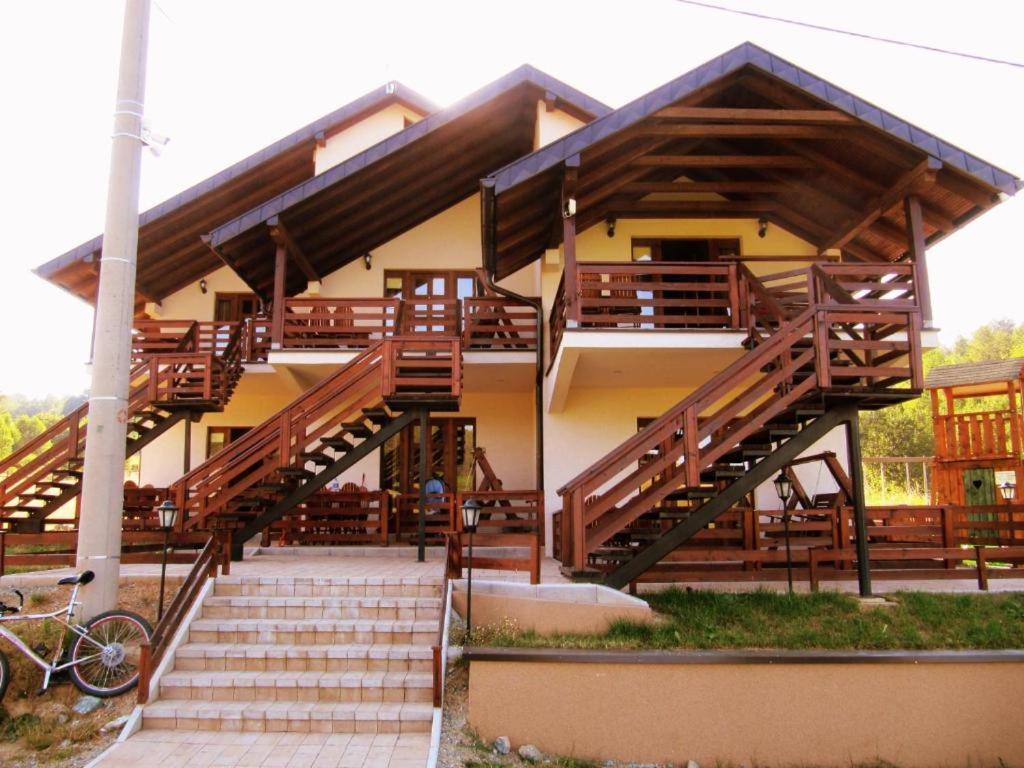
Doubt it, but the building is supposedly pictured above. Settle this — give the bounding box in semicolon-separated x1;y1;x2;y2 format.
11;42;1021;587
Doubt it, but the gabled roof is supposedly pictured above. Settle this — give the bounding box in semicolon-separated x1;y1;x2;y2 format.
205;65;610;298
925;358;1024;391
34;81;438;306
483;42;1022;277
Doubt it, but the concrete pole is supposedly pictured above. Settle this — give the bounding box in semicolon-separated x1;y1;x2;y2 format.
76;0;151;619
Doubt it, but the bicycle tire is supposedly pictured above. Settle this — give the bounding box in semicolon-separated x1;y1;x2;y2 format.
0;649;9;702
68;610;152;698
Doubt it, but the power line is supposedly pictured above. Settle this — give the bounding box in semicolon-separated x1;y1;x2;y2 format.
671;0;1024;69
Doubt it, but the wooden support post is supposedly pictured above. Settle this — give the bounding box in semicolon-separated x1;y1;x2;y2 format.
975;544;989;591
271;243;287;349
904;195;933;327
183;414;192;475
845;412;873;597
561;156;580;325
941;506;956;568
417;410;429;563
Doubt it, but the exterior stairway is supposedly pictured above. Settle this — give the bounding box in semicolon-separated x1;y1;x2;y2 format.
0;328;244;531
557;264;925;588
173;337;461;553
141;569;438;734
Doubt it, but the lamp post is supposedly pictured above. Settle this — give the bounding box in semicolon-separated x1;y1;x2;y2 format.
999;481;1016;504
773;471;794;595
460;499;482;642
156;499;179;621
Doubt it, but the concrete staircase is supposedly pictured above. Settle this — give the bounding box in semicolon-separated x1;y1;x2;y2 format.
141;573;440;735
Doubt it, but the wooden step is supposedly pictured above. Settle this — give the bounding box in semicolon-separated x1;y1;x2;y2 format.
321;436;354;452
362;408;392;426
340;422;373;439
299;451;332;466
277;467;314;480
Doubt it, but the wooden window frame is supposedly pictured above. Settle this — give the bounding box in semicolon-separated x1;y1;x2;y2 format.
631;237;741;262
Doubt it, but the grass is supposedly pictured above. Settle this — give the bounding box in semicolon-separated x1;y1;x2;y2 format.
466;588;1024;651
0;578;162;765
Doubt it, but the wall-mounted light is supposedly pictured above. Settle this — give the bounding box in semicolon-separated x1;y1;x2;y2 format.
562;197;577;219
757;217;769;239
605;216;616;239
199;278;208;294
363;253;373;271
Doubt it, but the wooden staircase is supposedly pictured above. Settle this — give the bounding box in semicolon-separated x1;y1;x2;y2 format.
170;337;462;556
557;264;925;588
0;326;246;532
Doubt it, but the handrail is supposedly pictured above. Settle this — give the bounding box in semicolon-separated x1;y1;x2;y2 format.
137;533;223;704
174;343;387;528
433;535;455;708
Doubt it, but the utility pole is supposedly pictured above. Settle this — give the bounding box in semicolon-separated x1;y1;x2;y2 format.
76;0;152;619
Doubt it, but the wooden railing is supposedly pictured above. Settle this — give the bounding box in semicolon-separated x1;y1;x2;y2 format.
397;298;460;337
0;362;157;516
575;261;743;329
556;262;924;569
395;493;456;542
381;337;462;404
549;271;568;360
934;409;1022;461
282;298;399;349
463;297;538;351
454;490;544;583
137;533;226;704
174;343;388;529
266;490;390;546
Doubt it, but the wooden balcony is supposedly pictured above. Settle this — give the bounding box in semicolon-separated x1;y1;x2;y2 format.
135;296;536;365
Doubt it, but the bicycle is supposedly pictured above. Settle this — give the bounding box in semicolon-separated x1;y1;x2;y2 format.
0;570;153;700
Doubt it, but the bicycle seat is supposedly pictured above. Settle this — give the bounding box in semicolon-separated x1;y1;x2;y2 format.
57;570;94;586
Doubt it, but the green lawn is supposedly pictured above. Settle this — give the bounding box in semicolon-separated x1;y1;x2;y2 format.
468;589;1024;651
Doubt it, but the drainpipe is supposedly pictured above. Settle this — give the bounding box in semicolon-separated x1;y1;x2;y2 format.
479;179;544;496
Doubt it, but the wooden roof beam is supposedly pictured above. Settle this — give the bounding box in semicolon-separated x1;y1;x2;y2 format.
632;155;815;169
652;107;858;124
636;124;844;139
619;180;783;195
267;216;320;282
199;235;267;299
819;158;941;252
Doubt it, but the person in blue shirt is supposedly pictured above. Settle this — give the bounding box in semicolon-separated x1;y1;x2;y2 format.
423;470;449;513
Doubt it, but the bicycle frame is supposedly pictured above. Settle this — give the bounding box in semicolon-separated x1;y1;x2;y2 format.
0;581;111;691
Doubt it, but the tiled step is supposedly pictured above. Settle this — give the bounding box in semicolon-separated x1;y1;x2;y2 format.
188;618;436;645
173;643;434;673
214;576;441;599
158;670;433;703
201;595;441;621
141;700;433;734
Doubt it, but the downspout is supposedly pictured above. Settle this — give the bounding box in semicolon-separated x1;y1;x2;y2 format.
479;179;544;496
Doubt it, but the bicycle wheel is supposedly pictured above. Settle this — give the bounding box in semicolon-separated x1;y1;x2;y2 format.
0;650;9;702
68;610;152;697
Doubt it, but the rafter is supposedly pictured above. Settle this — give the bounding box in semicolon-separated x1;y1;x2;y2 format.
819;158;940;252
636;124;843;139
633;155;815;168
619;180;783;194
652;106;857;124
267;216;320;281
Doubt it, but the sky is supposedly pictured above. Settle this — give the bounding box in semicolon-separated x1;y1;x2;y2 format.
0;0;1021;396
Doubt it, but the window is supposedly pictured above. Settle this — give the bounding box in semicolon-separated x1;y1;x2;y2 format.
380;417;477;493
206;426;252;459
214;293;260;322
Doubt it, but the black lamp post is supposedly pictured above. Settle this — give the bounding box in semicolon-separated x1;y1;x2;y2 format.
156;499;179;621
460;499;482;642
999;481;1016;504
773;471;795;595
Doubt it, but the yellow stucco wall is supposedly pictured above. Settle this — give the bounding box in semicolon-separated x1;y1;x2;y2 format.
314;103;423;175
148;265;252;323
533;102;586;150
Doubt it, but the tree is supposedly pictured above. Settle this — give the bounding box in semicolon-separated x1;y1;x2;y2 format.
860;319;1024;458
0;412;21;459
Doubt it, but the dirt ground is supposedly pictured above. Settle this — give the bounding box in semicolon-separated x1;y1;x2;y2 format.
0;579;162;768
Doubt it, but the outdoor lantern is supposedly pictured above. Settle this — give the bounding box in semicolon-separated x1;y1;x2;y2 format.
157;499;179;530
773;471;793;504
461;499;482;533
773;471;796;596
1000;481;1017;502
155;499;179;621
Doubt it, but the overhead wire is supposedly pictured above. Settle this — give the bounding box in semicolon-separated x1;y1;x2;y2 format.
670;0;1024;69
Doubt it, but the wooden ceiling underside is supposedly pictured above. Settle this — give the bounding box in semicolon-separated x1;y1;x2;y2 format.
212;87;544;299
491;67;1009;279
35;88;437;306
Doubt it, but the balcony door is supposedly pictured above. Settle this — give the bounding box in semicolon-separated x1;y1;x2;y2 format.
380;417;477;494
384;270;478;334
632;238;740;327
214;292;260;322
